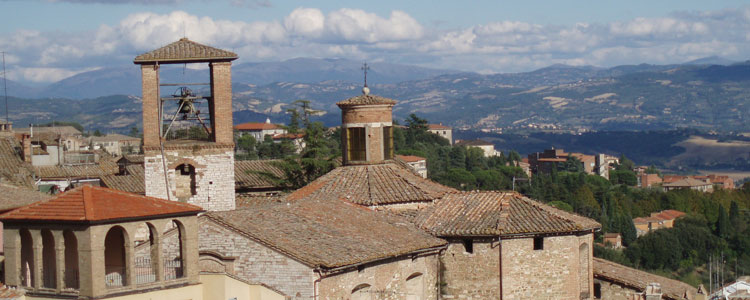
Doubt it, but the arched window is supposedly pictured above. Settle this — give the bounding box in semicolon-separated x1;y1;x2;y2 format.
133;223;158;284
41;229;56;288
174;164;196;201
63;230;79;290
20;229;34;287
406;273;424;300
104;226;128;287
580;243;590;297
163;220;186;280
351;283;372;300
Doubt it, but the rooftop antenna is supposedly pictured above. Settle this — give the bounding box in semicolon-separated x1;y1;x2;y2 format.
361;62;370;95
1;51;8;124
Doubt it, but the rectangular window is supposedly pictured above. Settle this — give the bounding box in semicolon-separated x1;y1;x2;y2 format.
462;239;473;253
383;126;394;160
533;236;544;250
347;127;366;161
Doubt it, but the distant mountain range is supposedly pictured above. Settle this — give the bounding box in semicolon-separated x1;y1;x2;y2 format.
3;56;750;133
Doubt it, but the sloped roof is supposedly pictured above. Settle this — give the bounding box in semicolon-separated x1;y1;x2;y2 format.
234;159;285;190
204;197;446;269
395;155;425;163
119;154;144;164
285;162;455;206
90;133;140;142
336;94;397;107
100;165;145;195
0;183;51;212
134;38;238;64
0;137;35;188
16;126;82;136
415;191;600;237
34;161;118;179
427;124;451;130
0;186;202;223
594;258;699;300
456;139;494;146
663;178;711;187
234;123;284;131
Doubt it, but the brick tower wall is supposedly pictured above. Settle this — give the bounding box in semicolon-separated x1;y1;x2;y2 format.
340;104;393;165
144;146;235;211
140;64;160;148
209;62;234;145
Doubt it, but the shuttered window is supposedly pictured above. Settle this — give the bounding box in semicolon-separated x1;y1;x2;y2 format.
383;126;394;160
347;127;366;161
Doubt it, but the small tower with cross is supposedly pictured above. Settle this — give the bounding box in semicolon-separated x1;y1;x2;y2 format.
134;38;236;211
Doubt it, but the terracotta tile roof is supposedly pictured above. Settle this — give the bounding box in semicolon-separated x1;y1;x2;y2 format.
0;185;203;223
428;124;451;130
662;175;687;184
537;158;567;162
663;178;711;187
654;209;686;220
272;133;305;139
455;139;494;146
395;155;425;163
134;38;238;64
0;137;35;188
16;126;82;136
415;191;600;237
34;161;118;179
90;133;140;142
336;94;397;107
0;183;51;212
100;165;145;195
285;162;456;206
204;197;446;269
234;122;284;131
119;154;144;164
594;258;699;300
235;193;286;208
234;159;285;190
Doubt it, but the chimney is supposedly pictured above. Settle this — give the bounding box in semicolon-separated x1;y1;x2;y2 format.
21;134;31;162
644;283;662;300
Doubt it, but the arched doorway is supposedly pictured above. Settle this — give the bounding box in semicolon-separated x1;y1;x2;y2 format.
163;220;186;280
133;222;158;284
174;164;196;201
63;230;79;290
20;229;34;287
104;226;128;287
41;229;56;288
406;273;424;300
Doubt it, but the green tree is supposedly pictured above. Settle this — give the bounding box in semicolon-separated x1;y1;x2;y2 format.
716;204;731;238
128;127;140;137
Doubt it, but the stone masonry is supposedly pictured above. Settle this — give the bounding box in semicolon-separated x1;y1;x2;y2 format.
440;239;500;299
144;146;235;211
198;217;315;299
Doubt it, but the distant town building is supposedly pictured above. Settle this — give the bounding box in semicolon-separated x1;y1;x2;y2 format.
455;139;498;157
709;276;750;300
570;152;596;174
396;154;427;178
633;210;686;236
427;123;453;144
639;173;663;188
603;233;622;249
270;132;305;153
595;154;619;180
663;178;714;193
90;133;141;156
234;118;287;141
594;257;702;300
528;148;600;175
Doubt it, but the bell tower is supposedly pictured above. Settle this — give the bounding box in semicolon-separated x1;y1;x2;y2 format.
134;38;237;211
337;86;397;165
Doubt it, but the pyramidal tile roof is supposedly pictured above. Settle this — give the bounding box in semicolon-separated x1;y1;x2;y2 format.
336;94;397;107
134;38;238;64
285;162;455;206
0;186;203;223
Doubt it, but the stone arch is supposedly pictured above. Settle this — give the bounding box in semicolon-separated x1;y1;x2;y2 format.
579;242;590;297
104;226;129;287
63;230;79;289
41;229;56;288
133;222;159;284
198;251;235;275
405;272;424;300
351;283;372;300
20;229;34;287
162;220;186;280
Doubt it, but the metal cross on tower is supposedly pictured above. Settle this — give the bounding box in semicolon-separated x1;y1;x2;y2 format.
361;62;369;87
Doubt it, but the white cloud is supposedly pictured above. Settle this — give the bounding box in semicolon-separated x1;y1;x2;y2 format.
3;6;750;84
9;67;101;83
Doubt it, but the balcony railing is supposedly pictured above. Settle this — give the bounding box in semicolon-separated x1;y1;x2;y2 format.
105;268;125;287
164;260;183;280
134;257;156;284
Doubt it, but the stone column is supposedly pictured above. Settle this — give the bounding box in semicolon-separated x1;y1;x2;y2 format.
209;62;234;145
31;230;43;290
181;216;200;283
53;230;65;292
125;229;136;286
141;64;160;148
79;227;105;298
3;228;20;286
151;226;164;282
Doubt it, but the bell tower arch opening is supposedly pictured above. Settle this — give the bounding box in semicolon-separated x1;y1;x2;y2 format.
135;38;237;211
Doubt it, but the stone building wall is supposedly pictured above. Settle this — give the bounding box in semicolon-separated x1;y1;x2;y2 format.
318;254;439;300
440;239;500;299
198;217;315;299
595;279;642;300
501;233;593;300
144;146;235;211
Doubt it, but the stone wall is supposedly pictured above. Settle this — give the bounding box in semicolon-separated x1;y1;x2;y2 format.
595;279;642;300
440;239;500;299
318;254;439;300
501;233;593;300
199;217;315;299
144;146;235;211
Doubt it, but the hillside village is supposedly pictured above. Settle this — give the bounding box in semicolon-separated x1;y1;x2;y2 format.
0;38;741;300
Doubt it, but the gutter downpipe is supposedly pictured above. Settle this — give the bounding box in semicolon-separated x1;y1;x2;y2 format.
314;268;323;300
498;236;503;300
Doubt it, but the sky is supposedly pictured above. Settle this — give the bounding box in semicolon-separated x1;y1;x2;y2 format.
2;0;750;85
